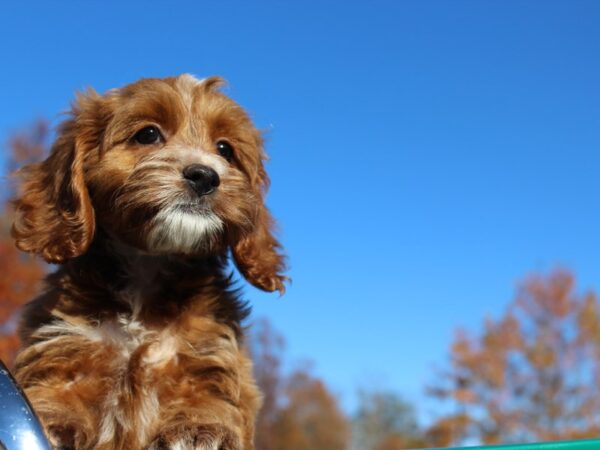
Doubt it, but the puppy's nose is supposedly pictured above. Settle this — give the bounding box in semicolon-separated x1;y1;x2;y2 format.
182;164;220;196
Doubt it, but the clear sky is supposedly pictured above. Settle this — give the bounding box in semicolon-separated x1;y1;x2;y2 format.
1;1;600;423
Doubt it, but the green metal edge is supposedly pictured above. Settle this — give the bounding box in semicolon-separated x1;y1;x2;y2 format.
422;439;600;450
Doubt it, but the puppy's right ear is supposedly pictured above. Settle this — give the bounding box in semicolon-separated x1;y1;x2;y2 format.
12;91;107;263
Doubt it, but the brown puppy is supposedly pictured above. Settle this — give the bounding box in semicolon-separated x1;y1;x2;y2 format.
11;74;287;450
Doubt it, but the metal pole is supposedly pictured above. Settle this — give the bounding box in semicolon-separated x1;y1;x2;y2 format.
0;360;52;450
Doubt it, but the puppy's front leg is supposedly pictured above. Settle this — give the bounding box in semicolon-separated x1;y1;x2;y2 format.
145;323;261;450
15;339;114;450
147;422;240;450
144;370;255;450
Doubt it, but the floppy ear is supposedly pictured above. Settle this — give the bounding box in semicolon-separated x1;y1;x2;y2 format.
11;92;104;263
232;204;287;294
232;152;288;294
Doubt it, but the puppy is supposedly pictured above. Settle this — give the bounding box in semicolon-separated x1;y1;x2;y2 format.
11;74;287;450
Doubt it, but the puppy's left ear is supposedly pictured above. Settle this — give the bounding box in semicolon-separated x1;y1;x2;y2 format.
12;91;106;263
232;152;288;294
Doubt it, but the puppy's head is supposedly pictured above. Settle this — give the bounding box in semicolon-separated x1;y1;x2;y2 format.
12;74;286;293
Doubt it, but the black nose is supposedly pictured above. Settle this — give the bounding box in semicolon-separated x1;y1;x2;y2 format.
182;164;220;196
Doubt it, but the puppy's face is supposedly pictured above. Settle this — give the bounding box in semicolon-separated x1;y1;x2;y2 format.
85;75;262;255
12;75;286;293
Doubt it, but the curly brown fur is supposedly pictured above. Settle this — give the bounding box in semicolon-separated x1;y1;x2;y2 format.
11;74;287;450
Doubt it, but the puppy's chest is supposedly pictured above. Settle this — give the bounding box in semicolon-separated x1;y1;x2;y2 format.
85;314;177;446
97;313;178;368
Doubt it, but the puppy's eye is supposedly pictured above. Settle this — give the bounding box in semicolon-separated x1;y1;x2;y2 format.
133;126;163;145
216;140;234;162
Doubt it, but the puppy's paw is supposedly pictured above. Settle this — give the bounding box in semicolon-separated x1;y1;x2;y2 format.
45;423;78;450
147;424;241;450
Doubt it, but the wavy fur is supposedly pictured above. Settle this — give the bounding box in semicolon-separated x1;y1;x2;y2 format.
12;74;287;450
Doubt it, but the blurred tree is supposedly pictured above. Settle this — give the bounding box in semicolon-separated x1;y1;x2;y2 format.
352;390;426;450
250;319;350;450
428;269;600;446
6;121;48;175
250;318;286;450
275;369;350;450
0;121;47;366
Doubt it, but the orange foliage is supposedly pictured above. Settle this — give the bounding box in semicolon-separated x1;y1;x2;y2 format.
428;269;600;446
250;319;350;450
425;414;470;448
372;433;407;450
274;370;349;450
0;121;47;367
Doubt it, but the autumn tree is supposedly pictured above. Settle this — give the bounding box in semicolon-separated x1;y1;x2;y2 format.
428;269;600;446
0;121;47;366
251;318;286;450
274;368;350;450
250;319;350;450
352;390;426;450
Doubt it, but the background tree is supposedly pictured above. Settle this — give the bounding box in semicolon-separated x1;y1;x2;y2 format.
351;390;426;450
428;269;600;446
250;318;286;450
250;319;350;450
274;368;350;450
0;121;47;366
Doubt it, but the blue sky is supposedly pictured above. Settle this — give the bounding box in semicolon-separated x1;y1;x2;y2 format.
1;1;600;423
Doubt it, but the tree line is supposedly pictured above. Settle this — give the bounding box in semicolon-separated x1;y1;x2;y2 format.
2;123;600;449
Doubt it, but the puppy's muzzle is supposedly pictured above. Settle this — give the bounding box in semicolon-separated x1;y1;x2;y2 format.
183;164;220;197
